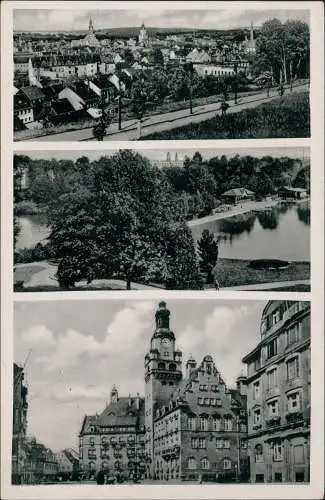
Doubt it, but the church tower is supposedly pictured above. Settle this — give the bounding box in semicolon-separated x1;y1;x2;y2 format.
89;18;94;34
144;302;182;477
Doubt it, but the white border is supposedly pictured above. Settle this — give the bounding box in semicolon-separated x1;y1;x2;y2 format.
1;1;324;499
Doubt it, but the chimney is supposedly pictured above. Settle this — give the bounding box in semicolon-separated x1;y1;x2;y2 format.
236;375;248;396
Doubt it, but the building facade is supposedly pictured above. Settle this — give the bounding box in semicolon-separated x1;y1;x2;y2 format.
79;388;146;480
242;301;310;483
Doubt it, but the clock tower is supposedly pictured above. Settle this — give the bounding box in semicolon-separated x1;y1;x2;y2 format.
144;302;183;478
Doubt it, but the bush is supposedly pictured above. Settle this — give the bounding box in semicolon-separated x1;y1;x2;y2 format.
14;201;44;216
14;243;55;264
142;91;310;140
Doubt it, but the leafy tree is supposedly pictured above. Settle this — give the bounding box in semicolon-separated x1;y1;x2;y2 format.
14;217;21;249
124;48;135;66
197;229;219;284
152;48;164;67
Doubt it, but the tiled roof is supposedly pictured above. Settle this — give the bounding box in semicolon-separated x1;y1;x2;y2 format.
97;397;145;427
21;86;45;101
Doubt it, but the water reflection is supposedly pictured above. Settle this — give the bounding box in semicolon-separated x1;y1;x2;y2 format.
191;202;310;261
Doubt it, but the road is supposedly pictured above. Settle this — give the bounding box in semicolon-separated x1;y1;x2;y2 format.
27;83;308;142
221;279;310;291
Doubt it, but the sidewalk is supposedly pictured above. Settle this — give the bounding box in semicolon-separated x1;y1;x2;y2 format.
221;279;310;291
23;82;308;142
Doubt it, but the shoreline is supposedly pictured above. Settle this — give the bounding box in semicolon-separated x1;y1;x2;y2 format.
188;197;310;227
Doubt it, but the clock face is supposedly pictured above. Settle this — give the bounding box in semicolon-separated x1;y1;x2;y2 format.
161;338;170;346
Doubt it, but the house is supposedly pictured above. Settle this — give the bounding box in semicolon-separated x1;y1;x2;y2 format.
14;92;34;126
221;188;255;205
279;187;308;201
242;301;310;483
194;64;235;78
186;48;211;64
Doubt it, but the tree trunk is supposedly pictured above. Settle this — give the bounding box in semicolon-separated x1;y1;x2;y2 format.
126;278;131;290
282;48;287;83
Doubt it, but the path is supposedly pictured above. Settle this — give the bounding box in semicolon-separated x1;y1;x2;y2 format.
220;279;310;291
23;83;308;142
188;199;279;227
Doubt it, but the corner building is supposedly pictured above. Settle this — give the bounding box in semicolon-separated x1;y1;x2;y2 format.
242;301;310;483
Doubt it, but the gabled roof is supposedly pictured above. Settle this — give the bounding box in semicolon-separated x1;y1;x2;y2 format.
52;98;77;115
221;187;255;197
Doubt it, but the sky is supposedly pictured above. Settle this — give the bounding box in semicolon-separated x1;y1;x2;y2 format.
14;298;265;452
13;8;309;32
17;147;310;163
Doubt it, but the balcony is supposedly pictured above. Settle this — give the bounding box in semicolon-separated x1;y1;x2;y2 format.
265;416;281;428
285;411;304;425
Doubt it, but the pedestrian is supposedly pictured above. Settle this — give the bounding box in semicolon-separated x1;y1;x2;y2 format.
221;100;229;116
198;473;203;484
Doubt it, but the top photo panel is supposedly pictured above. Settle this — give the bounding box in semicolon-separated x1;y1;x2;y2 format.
13;7;310;142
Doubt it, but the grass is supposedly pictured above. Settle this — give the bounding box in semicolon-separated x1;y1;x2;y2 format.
142;91;310;140
212;258;310;288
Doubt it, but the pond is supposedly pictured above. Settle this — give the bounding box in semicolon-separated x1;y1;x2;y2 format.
190;202;310;262
16;214;50;250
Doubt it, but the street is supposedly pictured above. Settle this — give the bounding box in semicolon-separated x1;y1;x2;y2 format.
26;83;308;142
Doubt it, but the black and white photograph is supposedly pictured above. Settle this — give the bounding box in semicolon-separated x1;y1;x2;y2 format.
12;298;310;485
14;147;310;293
13;7;310;142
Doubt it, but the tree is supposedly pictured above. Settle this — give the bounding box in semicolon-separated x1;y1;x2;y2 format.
47;151;203;290
131;79;147;138
197;229;219;284
152;48;164;67
163;223;203;290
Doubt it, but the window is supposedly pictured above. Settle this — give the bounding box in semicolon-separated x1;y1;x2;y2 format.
267;368;277;389
169;363;176;371
188;457;196;470
201;458;210;469
216;399;222;407
272;310;280;325
210;398;216;406
199;417;209;431
223;439;230;449
255;444;263;463
255;474;264;483
267;338;278;359
212;417;221;431
267;400;279;418
272;441;283;461
89;437;95;446
224;417;233;431
287;323;300;345
274;473;282;482
295;472;305;482
253;381;260;400
253;409;261;425
216;439;223;449
158;362;166;370
254;357;261;371
198;438;206;449
188;417;196;431
204;397;210;405
198;397;204;405
287;392;301;411
191;438;198;449
287;357;300;380
223;459;231;470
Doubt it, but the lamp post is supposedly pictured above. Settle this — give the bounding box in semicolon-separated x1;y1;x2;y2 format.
184;62;194;115
233;61;238;105
236;416;241;482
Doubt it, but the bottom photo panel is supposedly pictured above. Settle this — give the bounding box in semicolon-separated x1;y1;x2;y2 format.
13;298;310;486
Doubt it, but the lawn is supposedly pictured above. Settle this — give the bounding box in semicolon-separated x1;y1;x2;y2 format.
142;91;310;140
14;264;48;284
212;258;310;289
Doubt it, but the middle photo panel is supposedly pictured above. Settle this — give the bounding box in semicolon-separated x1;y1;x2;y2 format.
13;146;310;293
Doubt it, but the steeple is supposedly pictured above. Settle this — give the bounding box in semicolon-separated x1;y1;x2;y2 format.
250;21;254;41
89;18;94;33
110;385;118;403
166;152;171;163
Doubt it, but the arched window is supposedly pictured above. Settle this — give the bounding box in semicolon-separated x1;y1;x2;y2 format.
224;416;233;431
212;416;221;431
201;457;210;470
223;458;231;470
187;457;196;470
169;363;176;371
255;444;263;463
158;362;166;370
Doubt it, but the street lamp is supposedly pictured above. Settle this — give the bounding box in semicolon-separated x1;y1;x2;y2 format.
233;61;238;105
236;416;241;482
184;62;194;115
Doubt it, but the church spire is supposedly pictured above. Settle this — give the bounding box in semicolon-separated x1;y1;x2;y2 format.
89;18;94;33
250;21;254;41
